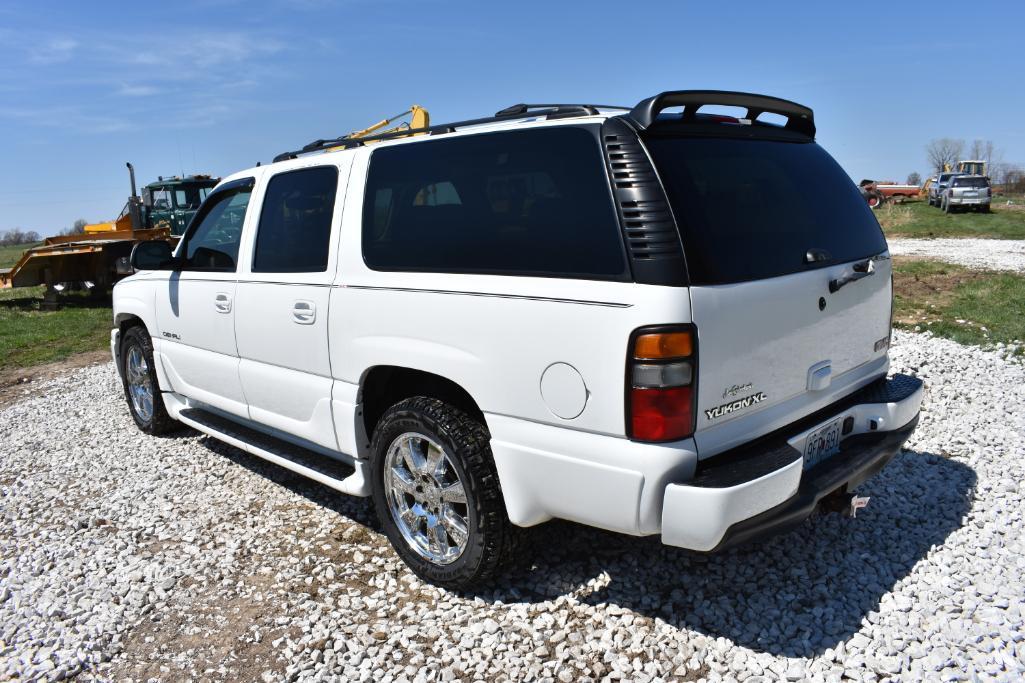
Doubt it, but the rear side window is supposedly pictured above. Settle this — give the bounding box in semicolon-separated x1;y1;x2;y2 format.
644;137;887;285
253;166;338;273
362;127;627;280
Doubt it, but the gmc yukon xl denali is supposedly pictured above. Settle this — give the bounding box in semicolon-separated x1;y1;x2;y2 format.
112;91;923;589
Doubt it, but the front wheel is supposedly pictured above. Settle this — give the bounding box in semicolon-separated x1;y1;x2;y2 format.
370;397;518;590
119;326;176;434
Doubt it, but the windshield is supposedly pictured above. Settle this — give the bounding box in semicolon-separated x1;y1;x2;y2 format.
952;177;989;188
644;136;887;285
174;185;212;210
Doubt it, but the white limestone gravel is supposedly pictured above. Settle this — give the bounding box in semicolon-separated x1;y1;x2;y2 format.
1;330;1024;681
887;237;1025;272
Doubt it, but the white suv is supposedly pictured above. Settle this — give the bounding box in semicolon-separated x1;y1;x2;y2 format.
112;91;923;589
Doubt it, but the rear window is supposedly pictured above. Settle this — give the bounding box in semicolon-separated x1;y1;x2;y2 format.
952;177;989;188
644;137;886;285
361;127;627;280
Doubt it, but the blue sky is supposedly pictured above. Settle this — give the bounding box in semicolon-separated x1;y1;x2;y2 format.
1;0;1023;236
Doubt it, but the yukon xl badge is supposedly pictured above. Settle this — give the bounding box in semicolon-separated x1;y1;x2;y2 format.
705;392;767;420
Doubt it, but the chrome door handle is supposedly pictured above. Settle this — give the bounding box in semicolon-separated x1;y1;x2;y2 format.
214;292;232;314
292;300;315;324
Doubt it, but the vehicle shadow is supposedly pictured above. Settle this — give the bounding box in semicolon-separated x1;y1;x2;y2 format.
193;438;975;659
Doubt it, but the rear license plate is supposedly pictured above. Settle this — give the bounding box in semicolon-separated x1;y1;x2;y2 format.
804;418;843;469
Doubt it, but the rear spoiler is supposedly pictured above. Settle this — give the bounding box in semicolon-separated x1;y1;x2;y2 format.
628;90;815;138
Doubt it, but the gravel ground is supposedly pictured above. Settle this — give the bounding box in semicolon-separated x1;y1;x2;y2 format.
888;237;1025;272
1;331;1023;682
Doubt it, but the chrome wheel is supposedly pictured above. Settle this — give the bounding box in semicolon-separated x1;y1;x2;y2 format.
384;432;470;565
125;344;154;423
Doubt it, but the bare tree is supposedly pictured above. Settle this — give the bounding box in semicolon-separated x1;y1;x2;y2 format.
967;139;1002;174
906;171;921;186
0;228;42;246
925;138;964;173
60;218;90;236
993;164;1025;193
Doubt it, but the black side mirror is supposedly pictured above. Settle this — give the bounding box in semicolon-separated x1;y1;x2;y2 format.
142;188;153;208
130;240;176;271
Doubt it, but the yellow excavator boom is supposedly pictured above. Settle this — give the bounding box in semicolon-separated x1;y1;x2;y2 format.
337;105;429;146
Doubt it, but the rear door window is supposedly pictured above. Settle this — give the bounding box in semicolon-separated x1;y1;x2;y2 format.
253;166;338;273
644;137;886;285
362;127;627;280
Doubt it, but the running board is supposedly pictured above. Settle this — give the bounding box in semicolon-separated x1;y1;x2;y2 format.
177;408;371;496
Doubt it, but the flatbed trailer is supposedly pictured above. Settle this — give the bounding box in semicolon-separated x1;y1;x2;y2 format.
0;163;215;307
0;227;172;291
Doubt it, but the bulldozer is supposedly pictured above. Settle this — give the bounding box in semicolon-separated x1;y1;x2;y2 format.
0;163;218;305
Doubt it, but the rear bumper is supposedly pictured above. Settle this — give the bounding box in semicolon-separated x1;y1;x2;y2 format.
661;374;923;551
949;197;989;205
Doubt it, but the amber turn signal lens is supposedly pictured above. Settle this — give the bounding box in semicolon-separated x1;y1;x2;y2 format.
634;331;693;359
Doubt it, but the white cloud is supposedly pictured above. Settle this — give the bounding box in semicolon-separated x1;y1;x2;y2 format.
115;83;161;97
27;38;78;65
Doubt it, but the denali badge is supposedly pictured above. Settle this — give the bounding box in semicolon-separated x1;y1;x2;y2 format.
705;392;767;420
722;382;753;399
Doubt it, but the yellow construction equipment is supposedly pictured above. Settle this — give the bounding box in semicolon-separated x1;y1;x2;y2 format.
955;160;987;176
347;105;429;140
326;105;429;152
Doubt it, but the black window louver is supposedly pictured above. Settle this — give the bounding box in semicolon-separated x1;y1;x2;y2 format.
601;117;688;286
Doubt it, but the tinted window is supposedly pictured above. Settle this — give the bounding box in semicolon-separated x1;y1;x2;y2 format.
644;137;887;285
253;167;338;273
952;177;989;188
362;127;626;279
183;185;251;272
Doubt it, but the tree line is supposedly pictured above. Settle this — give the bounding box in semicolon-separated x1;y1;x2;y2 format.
920;138;1024;191
0;219;90;246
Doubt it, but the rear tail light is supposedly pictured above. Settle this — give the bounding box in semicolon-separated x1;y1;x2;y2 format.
627;327;696;442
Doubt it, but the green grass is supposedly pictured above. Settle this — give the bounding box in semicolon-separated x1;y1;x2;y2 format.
0;286;111;370
0;242;42;268
877;200;1025;239
892;258;1025;353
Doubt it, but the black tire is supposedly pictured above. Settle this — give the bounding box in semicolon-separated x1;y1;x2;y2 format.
119;326;176;435
369;396;518;590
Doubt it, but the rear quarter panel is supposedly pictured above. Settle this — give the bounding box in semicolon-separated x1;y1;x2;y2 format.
330;148;692;437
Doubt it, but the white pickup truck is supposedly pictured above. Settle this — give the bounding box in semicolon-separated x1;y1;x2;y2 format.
112;91;923;589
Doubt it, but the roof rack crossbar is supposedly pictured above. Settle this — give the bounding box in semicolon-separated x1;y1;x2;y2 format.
273;104;627;164
628;90;815;138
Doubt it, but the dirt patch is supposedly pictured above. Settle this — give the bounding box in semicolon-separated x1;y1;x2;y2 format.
892;258;987;325
104;574;292;682
0;349;111;410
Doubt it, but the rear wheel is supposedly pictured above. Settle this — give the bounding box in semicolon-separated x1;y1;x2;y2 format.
370;397;518;590
120;326;176;435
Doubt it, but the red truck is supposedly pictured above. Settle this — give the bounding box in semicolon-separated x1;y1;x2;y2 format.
859;179;921;208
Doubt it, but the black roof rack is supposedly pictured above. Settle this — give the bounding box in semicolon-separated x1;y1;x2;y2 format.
272;103;627;163
494;103;629;117
628;90;815;138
